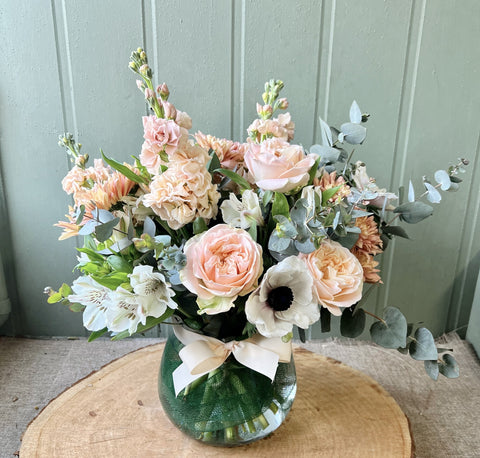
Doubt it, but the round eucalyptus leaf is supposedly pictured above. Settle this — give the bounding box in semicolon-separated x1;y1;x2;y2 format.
409;327;438;360
370;307;407;349
424;182;442;203
340;307;366;338
393;201;433;224
349;100;362;124
439;354;459;378
434;170;452;190
424;360;439;381
446;182;459;192
340;122;367;145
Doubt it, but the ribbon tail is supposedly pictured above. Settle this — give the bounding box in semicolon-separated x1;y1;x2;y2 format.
172;363;210;397
233;342;280;382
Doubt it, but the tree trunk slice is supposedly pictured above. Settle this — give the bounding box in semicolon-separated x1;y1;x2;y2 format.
20;344;413;457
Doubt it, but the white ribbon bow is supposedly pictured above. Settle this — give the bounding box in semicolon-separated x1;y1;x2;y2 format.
172;326;292;396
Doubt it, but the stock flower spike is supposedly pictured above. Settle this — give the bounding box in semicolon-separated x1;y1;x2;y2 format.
49;48;468;394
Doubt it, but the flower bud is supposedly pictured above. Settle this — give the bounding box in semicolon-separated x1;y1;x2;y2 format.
136;80;144;89
137;47;143;54
144;88;155;99
140;51;146;61
162;101;177;120
278;98;289;109
139;64;149;75
158;83;169;100
129;61;137;70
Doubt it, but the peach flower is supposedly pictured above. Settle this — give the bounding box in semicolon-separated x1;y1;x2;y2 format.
194;132;246;172
180;225;263;314
143;158;219;230
244;138;316;193
314;171;351;203
352;216;383;256
247;113;295;142
300;239;363;316
142;115;187;157
352;250;382;284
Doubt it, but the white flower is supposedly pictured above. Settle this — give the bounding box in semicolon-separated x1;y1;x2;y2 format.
352;161;397;209
128;265;177;313
220;189;264;229
245;256;320;338
105;287;148;335
68;276;111;332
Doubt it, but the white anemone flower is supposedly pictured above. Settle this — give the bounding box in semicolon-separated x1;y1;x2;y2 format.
245;256;320;338
67;276;111;331
220;189;264;229
105;287;149;335
128;265;177;313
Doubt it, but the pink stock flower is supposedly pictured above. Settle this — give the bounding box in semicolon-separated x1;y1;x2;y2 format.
244;138;316;193
180;225;263;314
247;112;295;142
142;115;187;157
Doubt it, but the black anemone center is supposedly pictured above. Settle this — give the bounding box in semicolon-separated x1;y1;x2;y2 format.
267;286;294;312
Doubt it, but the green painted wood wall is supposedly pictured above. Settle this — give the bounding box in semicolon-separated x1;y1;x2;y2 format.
0;0;479;339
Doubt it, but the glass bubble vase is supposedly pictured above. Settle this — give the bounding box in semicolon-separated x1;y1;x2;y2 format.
158;328;297;446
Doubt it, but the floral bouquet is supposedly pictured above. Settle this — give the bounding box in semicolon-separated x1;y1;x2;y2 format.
47;48;466;445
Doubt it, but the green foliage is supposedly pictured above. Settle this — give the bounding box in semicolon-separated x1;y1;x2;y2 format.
394;201;433;224
439;354;459;378
111;309;175;341
340;307;366;338
213;168;251;190
409;327;438;361
88;328;109;342
272;192;290;219
370;307;407;349
101;150;148;184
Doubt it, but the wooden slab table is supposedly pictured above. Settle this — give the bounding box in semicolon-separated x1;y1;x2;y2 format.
20;344;413;457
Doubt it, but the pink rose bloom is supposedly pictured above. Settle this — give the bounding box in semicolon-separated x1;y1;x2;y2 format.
244;138;316;193
180;225;263;315
299;239;363;316
142;115;187;157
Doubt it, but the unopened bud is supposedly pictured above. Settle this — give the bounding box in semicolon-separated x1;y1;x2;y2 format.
162;101;177;120
144;88;155;99
136;80;143;89
461;158;470;166
139;64;149;75
44;287;54;296
158;83;169;100
140;51;146;60
129;61;137;70
137;47;143;54
278;98;288;109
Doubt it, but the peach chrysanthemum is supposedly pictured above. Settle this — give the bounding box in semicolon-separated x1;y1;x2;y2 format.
314;171;350;203
352;250;382;284
351;216;383;256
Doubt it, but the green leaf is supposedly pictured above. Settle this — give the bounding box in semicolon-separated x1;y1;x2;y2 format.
262;190;273;208
409;327;438;360
77;247;105;263
320;307;331;333
47;292;63;304
92;272;129;290
424;360;439;381
75;205;85;225
393;201;433;224
101;150;147;184
307;155;321;185
321;186;342;206
69;302;84;312
370;307;407;349
248;221;257;241
207;150;221;174
213;168;251;190
111;308;175;340
272;192;290;218
382;225;410;239
59;283;73;297
439;354;459;378
193;217;208;235
340;307;366;338
88;327;109;342
95;218;120;243
107;256;132;273
297;327;306;343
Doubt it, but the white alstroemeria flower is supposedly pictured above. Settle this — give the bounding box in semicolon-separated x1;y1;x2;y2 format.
352;161;397;209
220;189;264;229
67;276;111;331
105;287;149;335
245;256;320;338
128;265;177;313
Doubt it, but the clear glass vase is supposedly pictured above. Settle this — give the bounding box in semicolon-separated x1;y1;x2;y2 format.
158;328;297;446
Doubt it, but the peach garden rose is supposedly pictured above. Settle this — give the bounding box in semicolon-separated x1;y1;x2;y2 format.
244;138;316;193
180;224;263;314
300;239;364;316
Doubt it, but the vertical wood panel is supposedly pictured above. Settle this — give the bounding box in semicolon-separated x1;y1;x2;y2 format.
1;0;479;337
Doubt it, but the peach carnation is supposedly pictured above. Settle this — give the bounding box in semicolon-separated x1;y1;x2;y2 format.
299;239;363;316
142;158;219;230
247;113;295;142
194;132;246;171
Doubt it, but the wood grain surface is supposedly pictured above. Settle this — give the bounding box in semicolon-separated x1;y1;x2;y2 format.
20;344;412;457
